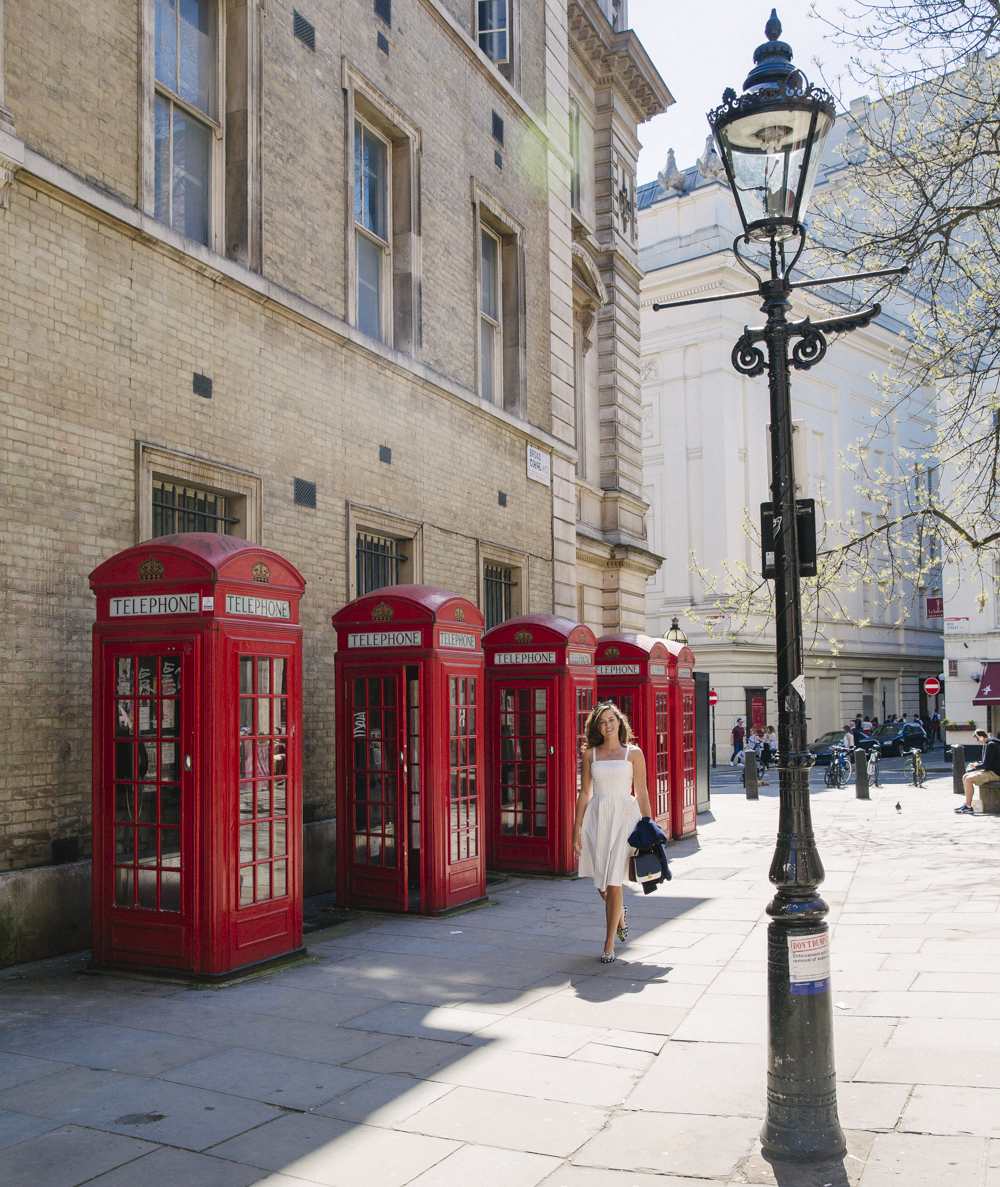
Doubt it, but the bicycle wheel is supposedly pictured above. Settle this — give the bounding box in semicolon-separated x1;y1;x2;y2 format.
824;765;835;788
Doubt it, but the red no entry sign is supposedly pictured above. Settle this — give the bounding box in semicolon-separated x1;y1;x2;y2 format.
924;677;941;696
708;689;718;706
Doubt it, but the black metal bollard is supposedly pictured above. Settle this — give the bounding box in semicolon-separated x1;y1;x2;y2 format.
745;751;759;800
855;748;869;800
953;747;966;795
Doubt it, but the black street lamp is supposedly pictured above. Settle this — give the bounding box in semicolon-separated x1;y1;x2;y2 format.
653;9;906;1165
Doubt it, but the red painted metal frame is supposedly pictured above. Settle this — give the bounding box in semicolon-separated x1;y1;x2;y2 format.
483;615;597;876
90;533;305;977
594;634;672;836
331;585;485;915
666;640;699;839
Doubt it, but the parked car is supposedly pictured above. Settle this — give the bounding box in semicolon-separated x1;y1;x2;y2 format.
808;730;878;765
876;721;929;757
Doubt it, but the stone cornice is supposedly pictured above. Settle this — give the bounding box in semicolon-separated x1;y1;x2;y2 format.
568;0;674;124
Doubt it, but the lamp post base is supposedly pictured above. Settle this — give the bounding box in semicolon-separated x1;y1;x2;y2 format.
761;917;846;1164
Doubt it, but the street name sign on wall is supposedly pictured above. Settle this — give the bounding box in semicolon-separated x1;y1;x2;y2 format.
526;445;551;486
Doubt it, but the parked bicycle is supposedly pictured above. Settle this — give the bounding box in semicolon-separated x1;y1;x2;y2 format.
866;745;881;788
825;744;852;789
909;747;926;788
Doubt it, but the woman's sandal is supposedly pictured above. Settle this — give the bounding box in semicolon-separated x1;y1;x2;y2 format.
600;950;616;964
616;904;629;944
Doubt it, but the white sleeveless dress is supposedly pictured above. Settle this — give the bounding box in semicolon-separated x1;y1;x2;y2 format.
579;746;642;891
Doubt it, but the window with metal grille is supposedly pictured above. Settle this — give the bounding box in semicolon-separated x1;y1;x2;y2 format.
152;480;240;537
356;531;406;595
484;562;514;630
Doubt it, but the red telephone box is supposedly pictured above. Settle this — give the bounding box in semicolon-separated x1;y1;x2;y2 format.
594;634;672;835
666;640;698;839
332;586;485;914
483;615;597;875
89;533;305;977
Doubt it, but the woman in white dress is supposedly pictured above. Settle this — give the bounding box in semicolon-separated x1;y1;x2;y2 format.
573;702;653;963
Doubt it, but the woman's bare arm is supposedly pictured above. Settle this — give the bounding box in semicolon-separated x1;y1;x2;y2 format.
573;748;593;854
629;749;653;818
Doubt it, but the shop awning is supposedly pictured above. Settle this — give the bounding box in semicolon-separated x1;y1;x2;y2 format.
973;663;1000;705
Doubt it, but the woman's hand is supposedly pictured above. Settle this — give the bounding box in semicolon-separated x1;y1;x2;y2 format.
573;830;583;857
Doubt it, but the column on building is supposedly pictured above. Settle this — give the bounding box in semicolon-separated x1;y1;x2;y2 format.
545;0;580;620
567;0;672;633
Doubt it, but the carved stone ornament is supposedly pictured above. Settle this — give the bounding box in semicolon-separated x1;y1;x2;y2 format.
605;646;620;658
0;152;16;211
657;148;685;194
696;134;726;182
138;558;165;582
454;607;466;622
514;629;533;645
613;153;637;243
251;562;271;583
372;601;394;623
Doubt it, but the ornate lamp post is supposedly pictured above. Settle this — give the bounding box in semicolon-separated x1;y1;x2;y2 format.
653;9;905;1164
665;615;688;645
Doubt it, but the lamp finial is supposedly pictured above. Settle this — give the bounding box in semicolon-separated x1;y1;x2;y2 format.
765;9;782;41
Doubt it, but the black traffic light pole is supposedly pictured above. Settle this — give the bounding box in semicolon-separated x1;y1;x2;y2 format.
655;232;905;1160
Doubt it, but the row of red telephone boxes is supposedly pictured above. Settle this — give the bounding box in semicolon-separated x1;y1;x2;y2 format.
89;534;696;978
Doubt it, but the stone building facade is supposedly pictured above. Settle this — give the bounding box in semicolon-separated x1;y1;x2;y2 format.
0;0;668;962
638;137;943;758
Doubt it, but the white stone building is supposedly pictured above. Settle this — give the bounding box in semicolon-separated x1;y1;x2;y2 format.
637;135;944;755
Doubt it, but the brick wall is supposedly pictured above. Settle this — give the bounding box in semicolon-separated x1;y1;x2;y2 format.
0;176;553;870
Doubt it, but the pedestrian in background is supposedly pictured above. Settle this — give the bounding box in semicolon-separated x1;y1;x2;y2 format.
956;729;1000;815
730;718;745;765
574;702;653;963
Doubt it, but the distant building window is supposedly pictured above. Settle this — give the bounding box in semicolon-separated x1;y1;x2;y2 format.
569;100;582;214
152;480;240;537
477;0;509;64
354;118;392;342
153;0;219;246
600;0;626;30
356;531;406;595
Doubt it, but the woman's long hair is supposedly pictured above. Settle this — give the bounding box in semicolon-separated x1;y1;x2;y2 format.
584;701;635;750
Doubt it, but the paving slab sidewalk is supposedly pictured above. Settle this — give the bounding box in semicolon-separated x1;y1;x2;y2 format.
1;771;997;1186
